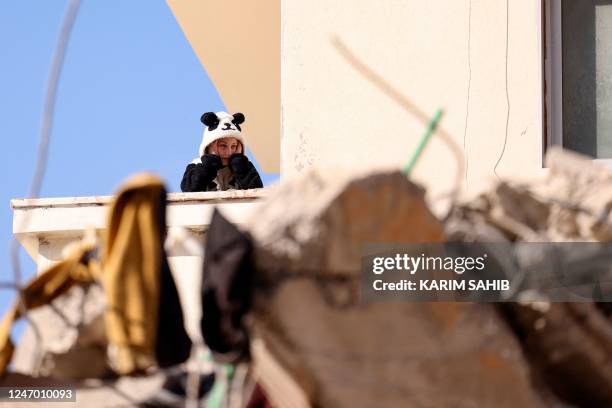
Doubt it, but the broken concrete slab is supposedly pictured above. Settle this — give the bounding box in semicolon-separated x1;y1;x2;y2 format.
235;169;554;407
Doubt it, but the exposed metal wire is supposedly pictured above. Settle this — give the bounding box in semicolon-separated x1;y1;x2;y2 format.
5;0;83;374
103;380;140;406
185;345;202;408
330;36;465;221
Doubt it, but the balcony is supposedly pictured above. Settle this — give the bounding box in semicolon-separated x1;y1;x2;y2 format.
9;189;267;376
12;189;267;271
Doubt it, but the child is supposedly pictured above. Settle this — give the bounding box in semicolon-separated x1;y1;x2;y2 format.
181;111;263;192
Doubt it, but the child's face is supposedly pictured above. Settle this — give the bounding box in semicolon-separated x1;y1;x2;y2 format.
209;137;241;165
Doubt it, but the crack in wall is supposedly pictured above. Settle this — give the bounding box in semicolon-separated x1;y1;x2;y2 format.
463;0;473;188
494;0;511;179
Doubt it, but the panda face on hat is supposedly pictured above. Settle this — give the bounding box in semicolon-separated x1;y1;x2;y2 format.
198;111;247;158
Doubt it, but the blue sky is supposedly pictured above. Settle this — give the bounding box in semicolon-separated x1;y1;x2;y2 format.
0;1;278;318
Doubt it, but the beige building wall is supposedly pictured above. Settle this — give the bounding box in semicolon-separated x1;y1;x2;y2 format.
167;0;280;173
281;0;545;195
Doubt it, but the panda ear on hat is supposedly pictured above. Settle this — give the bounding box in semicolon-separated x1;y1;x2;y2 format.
232;113;245;131
201;112;220;130
232;113;245;124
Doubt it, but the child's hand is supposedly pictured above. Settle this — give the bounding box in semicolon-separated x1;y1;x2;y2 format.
228;153;250;175
201;154;222;173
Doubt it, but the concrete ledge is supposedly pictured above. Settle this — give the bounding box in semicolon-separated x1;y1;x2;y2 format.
12;189;267;233
11;189;268;269
10;189;268;210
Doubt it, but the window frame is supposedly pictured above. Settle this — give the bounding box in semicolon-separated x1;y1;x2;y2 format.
545;0;563;152
545;0;612;166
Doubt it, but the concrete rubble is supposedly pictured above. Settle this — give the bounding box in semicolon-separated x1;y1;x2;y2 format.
240;171;547;407
11;283;111;380
445;147;612;406
2;148;611;407
238;148;610;407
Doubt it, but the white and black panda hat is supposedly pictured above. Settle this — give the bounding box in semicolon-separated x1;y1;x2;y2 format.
196;111;247;160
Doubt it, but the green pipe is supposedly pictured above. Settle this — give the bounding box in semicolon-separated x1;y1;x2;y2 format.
402;108;444;175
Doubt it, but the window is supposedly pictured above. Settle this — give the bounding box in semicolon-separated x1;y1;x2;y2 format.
546;0;612;159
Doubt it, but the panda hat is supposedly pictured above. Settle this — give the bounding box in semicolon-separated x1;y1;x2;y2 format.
196;111;247;160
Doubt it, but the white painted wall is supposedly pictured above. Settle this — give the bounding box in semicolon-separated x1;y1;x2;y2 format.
281;0;545;195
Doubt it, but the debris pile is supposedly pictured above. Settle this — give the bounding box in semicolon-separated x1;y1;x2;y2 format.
202;148;611;407
2;149;611;407
446;147;612;406
1;174;192;380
